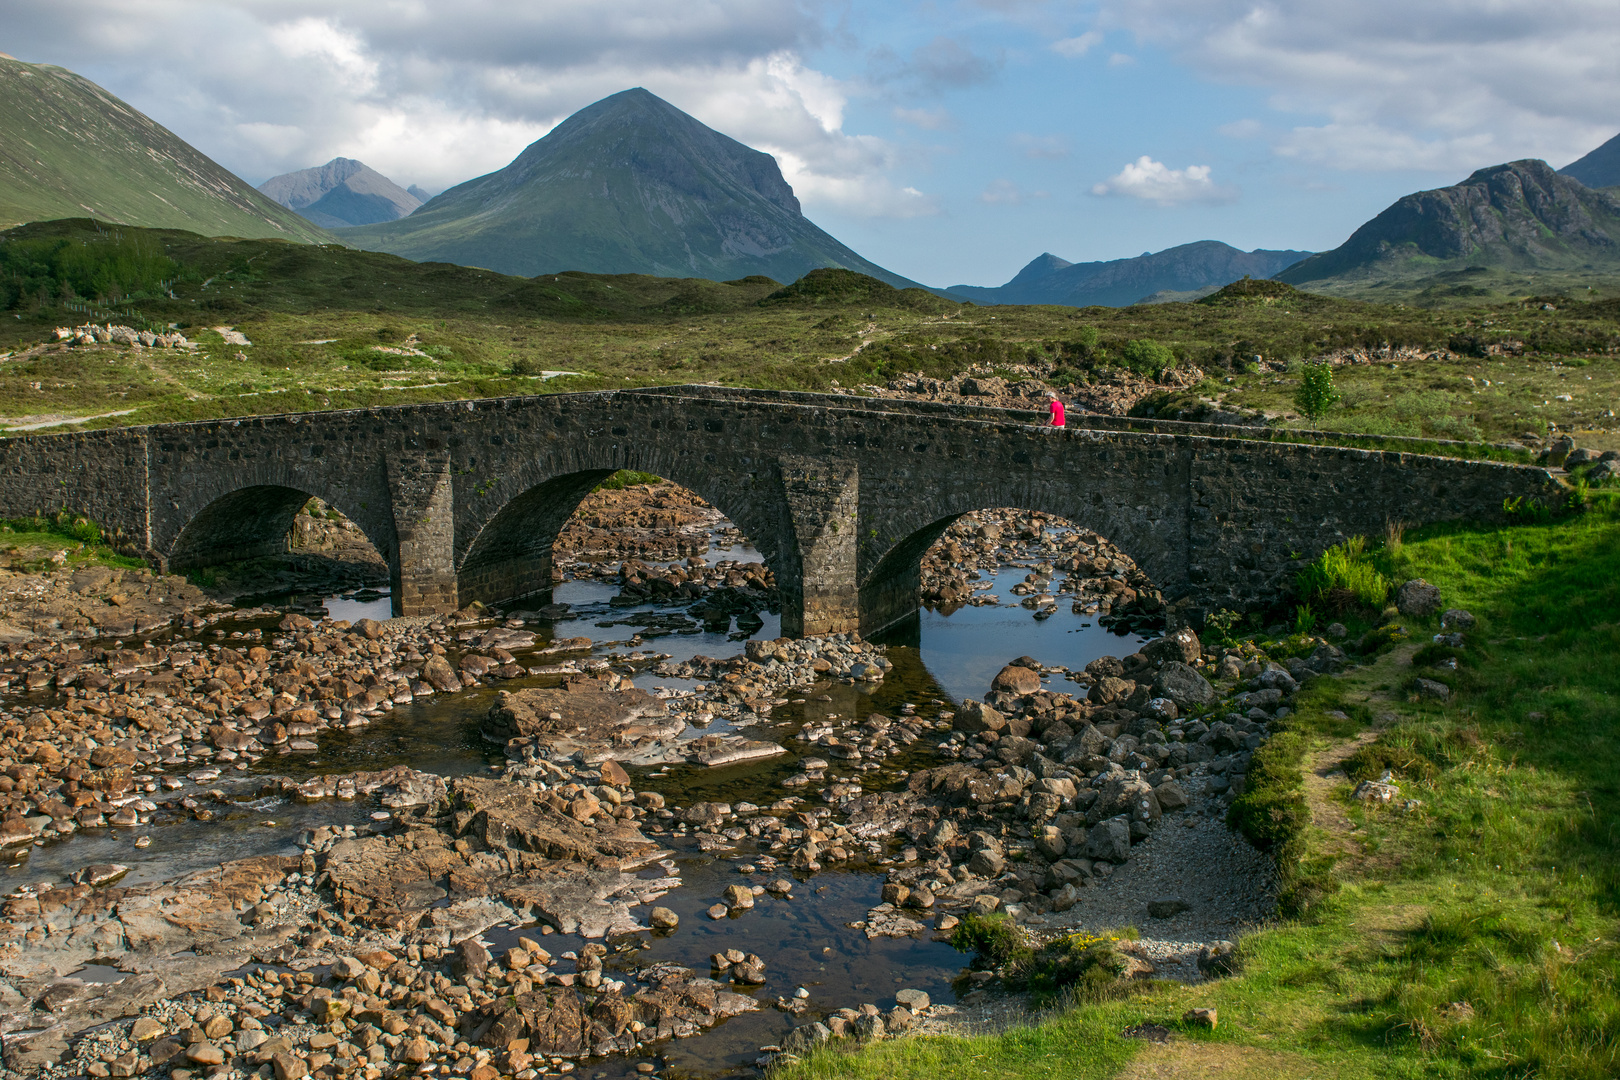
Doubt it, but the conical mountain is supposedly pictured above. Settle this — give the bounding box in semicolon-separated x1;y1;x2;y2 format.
339;88;922;287
1277;159;1620;286
0;55;328;241
1559;132;1620;190
259;158;421;228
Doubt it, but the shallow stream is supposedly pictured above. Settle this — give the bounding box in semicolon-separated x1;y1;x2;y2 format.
1;533;1148;1078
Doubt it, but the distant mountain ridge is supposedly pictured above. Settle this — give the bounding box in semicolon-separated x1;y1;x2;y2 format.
1277;159;1620;286
1559;132;1620;190
259;158;421;228
946;241;1312;307
0;56;329;242
340;88;923;288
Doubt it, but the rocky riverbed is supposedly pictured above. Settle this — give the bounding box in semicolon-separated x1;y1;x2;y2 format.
0;484;1391;1080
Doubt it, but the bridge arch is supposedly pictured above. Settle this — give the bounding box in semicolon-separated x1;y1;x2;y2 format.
453;454;794;615
856;479;1188;636
164;482;397;575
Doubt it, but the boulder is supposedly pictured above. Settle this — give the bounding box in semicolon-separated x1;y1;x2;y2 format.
967;848;1006;876
1151;662;1215;709
991;664;1041;696
1152;780;1189;811
952;699;1007;735
1085;656;1125;680
1084;820;1131;863
1440;608;1476;631
1088;676;1136;705
421;654;462;692
1142;628;1201;667
1396;579;1443;618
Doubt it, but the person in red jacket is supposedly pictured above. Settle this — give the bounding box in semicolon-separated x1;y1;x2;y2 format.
1047;391;1066;429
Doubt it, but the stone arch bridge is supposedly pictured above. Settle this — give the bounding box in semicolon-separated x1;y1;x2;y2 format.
0;386;1558;636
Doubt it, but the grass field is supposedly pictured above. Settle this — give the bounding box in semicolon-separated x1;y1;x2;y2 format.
775;496;1620;1080
0;219;1616;450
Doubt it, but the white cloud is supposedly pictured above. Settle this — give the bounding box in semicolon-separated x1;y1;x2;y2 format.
1100;0;1620;173
1051;31;1102;58
4;0;934;219
1106;52;1136;67
1091;156;1238;206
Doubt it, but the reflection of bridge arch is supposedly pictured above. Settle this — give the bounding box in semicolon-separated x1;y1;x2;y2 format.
0;387;1559;631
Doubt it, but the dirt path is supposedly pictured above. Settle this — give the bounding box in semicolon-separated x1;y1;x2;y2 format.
1118;1042;1336;1079
1301;641;1419;873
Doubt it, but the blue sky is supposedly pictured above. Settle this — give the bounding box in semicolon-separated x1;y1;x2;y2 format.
8;0;1620;287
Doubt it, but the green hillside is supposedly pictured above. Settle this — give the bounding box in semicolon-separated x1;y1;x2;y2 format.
340;88;924;289
0;56;330;243
1;220;1618;454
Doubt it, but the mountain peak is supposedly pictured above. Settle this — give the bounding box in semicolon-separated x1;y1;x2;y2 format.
497;86;802;217
339;88;919;287
1560;131;1620;189
258;158;421;229
1277;157;1620;285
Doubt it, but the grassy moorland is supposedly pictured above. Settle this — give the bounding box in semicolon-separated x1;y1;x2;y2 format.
0;219;1616;451
777;495;1620;1080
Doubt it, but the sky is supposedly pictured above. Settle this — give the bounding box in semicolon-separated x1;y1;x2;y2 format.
5;0;1620;287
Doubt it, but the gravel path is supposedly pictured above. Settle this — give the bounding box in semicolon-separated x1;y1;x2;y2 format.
1024;810;1278;981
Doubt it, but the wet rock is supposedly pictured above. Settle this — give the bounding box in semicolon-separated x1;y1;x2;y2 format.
952;699;1006;735
454;938;492;981
484;684;680;764
895;989;930;1013
649;907;679;929
991;663;1041;696
421;654;462;692
71;863;130;887
782;1022;831;1052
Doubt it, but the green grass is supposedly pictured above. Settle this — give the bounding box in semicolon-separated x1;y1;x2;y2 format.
0;510;144;569
776;1005;1144;1080
777;498;1620;1080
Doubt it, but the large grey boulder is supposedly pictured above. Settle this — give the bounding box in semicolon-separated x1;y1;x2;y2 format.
1142;627;1202;666
1397;578;1443;617
1084;819;1131;863
1152;662;1215;709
